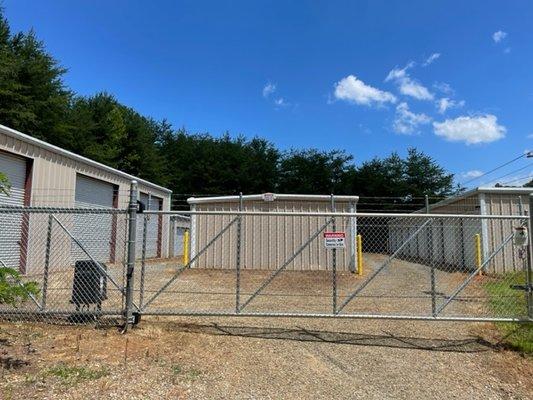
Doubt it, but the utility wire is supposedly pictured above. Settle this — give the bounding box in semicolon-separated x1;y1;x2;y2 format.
484;163;533;185
499;174;533;186
462;153;527;186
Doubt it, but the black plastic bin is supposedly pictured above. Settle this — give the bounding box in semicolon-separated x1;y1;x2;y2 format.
71;260;107;309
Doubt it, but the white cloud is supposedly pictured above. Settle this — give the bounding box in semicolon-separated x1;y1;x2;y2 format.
433;114;506;144
274;97;290;107
492;30;508;43
437;97;465;114
334;75;397;106
262;82;276;97
433;82;454;95
393;102;432;134
422;53;440;66
461;170;484;179
386;64;434;101
527;133;533;139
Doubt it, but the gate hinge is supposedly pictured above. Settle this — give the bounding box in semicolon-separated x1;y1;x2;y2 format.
510;284;533;293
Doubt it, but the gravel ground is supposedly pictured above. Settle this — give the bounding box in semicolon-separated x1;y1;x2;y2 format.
1;254;531;399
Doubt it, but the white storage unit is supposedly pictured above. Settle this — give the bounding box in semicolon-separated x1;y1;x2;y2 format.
73;174;116;262
0;151;27;267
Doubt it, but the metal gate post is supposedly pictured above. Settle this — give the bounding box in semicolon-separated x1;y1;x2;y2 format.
331;194;337;314
426;195;437;317
527;194;533;319
124;180;138;330
41;213;54;311
235;193;243;313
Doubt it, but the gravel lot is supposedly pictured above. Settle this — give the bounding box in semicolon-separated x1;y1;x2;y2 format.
1;254;531;399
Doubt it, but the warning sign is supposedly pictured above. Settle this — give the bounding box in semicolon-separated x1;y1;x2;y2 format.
324;232;346;249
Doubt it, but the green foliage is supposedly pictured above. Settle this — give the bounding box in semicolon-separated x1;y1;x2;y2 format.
484;272;532;353
0;171;10;195
0;266;39;306
46;364;109;385
0;12;72;148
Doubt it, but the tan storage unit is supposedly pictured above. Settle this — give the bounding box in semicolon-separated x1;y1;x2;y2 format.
388;187;531;274
188;194;359;271
0;124;172;273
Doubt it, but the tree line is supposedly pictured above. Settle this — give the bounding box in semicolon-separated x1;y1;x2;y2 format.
0;10;459;209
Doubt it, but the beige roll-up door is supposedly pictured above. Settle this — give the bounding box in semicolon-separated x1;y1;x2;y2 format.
73;174;115;262
0;151;27;268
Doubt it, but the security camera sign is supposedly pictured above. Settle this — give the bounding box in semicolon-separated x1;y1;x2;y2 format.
324;232;346;249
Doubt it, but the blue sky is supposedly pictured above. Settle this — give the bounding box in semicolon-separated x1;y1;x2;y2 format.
4;0;533;187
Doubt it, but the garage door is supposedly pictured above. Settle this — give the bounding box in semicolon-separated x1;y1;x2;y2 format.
73;174;115;262
0;151;27;268
136;193;161;259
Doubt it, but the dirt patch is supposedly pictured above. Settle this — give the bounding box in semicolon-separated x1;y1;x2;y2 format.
1;318;532;400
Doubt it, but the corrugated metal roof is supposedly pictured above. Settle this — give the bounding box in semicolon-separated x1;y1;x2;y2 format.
0;124;172;194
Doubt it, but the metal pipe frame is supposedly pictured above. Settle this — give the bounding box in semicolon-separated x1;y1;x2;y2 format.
336;219;433;314
51;215;138;310
434;231;516;316
141;216;240;311
137;310;532;323
41;214;53;311
142;210;527;220
238;218;334;312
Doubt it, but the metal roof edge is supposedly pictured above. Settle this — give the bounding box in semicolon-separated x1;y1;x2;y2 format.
187;193;360;204
419;186;533;213
0;124;172;194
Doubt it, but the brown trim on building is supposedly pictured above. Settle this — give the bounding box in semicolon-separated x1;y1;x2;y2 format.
19;157;33;274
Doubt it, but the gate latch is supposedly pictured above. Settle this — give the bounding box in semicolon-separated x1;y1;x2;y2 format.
510;284;533;293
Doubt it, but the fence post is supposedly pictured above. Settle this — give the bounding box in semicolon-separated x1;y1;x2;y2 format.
235;192;243;313
426;195;437;317
41;213;53;311
331;194;337;314
124;180;138;331
527;194;533;319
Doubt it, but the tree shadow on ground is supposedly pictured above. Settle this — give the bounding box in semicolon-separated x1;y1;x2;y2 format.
164;322;495;353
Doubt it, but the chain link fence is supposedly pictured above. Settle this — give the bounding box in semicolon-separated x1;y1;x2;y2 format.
1;193;532;327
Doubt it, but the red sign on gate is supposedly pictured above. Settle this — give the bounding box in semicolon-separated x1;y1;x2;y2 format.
324;231;346;248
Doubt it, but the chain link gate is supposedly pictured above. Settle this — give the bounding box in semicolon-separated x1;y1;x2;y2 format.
1;183;532;327
137;208;532;323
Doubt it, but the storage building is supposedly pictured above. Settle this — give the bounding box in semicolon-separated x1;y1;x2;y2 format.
0;124;172;273
187;193;359;271
388;187;531;274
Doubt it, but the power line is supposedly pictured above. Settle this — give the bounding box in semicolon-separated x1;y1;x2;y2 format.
484;163;533;185
462;153;527;186
499;174;533;186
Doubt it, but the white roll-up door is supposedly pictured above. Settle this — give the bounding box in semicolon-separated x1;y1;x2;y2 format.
74;174;115;262
0;151;27;268
136;193;161;259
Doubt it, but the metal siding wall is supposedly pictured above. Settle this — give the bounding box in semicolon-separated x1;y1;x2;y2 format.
0;130;172;270
192;199;355;270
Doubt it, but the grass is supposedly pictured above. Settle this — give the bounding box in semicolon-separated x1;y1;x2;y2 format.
170;364;201;381
46;364;109;385
484;272;533;354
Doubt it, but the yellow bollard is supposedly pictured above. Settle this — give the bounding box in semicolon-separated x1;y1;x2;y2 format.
183;230;190;265
474;233;482;275
356;234;363;276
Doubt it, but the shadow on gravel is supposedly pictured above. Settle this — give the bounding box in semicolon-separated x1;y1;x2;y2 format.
166;322;494;353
